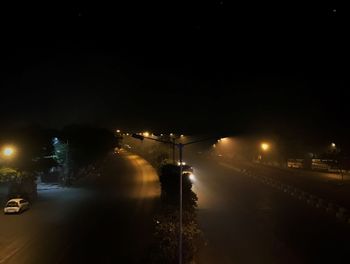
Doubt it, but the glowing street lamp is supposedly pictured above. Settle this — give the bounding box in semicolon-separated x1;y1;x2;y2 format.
331;142;336;148
143;131;150;137
2;146;16;158
261;143;270;151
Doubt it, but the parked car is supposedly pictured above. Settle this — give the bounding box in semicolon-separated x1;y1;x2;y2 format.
4;198;30;214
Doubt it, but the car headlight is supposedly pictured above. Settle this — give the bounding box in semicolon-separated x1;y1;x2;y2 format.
189;173;196;182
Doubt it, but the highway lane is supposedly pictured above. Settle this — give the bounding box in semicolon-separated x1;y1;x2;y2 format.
190;158;350;264
227;159;350;209
0;151;160;264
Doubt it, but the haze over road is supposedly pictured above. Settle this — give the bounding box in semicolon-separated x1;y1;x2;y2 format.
191;157;350;264
0;151;160;264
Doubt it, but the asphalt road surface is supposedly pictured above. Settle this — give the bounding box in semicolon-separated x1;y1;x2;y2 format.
0;151;160;264
190;157;350;264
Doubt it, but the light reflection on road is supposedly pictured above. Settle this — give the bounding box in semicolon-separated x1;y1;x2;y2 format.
122;153;160;199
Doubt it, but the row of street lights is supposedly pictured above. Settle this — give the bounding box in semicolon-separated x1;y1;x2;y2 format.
119;129;337;154
116;129;186;138
120;131;187;164
259;142;338;152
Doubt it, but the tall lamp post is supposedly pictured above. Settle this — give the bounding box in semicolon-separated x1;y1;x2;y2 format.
259;142;270;163
131;133;213;264
330;142;344;183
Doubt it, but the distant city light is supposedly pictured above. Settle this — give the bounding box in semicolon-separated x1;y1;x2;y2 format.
143;132;150;137
170;133;174;136
331;142;336;148
116;129;121;133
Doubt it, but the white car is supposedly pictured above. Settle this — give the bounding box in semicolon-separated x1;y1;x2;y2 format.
4;198;30;214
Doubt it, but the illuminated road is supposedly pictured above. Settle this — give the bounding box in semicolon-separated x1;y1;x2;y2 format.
190;158;350;264
0;152;160;264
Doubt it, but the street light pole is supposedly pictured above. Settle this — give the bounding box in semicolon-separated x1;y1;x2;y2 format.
172;138;176;164
131;134;216;264
178;143;183;264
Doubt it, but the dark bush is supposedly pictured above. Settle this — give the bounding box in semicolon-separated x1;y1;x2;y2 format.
147;163;201;264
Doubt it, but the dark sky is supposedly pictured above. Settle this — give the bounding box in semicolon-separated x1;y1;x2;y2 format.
0;2;346;140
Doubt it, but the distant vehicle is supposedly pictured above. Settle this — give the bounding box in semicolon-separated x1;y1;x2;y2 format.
182;165;194;174
176;161;194;174
179;165;196;182
4;198;30;214
287;159;304;169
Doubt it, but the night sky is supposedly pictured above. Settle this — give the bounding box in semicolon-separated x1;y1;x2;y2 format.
0;2;345;140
